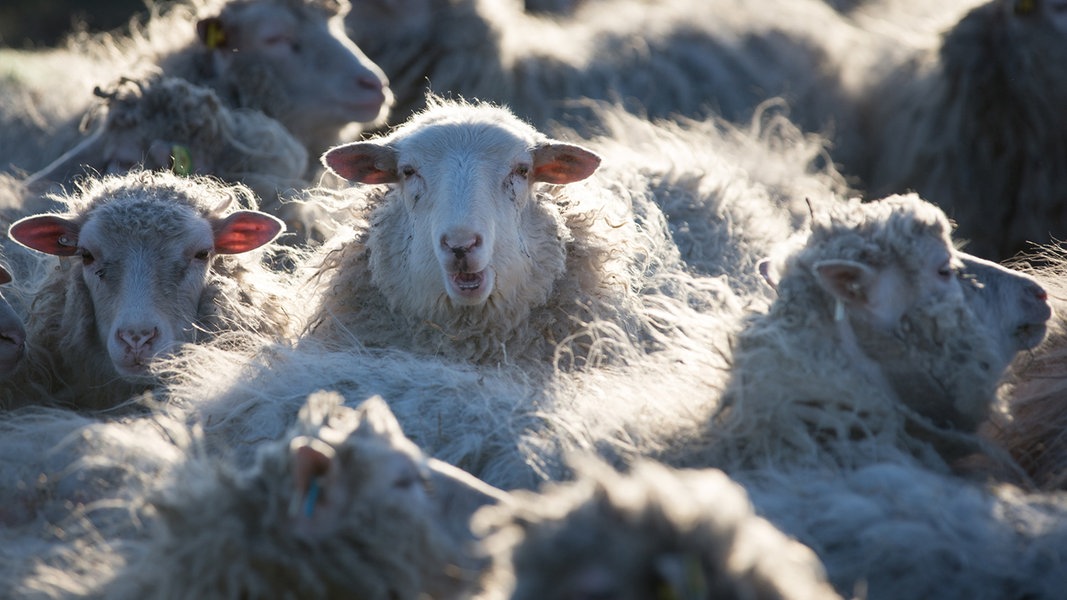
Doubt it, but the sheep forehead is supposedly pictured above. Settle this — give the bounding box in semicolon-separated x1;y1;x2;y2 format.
806;195;953;270
397;101;542;151
80;199;213;254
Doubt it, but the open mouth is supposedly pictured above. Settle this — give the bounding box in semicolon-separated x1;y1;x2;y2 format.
447;269;492;304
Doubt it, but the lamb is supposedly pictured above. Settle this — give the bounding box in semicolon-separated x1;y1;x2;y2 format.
839;0;1067;259
302;96;709;368
25;74;309;219
344;0;858;133
2;169;290;410
94;391;509;599
0;0;391;176
473;456;842;600
664;193;1053;472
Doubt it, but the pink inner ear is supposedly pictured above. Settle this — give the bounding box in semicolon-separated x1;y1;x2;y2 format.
532;143;601;184
8;215;81;256
213;211;284;254
322;143;399;184
293;444;332;499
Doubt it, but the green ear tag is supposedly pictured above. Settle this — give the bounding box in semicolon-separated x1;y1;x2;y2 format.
205;20;227;49
171;145;193;176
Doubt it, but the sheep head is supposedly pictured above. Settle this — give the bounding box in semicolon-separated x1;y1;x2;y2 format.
8;172;282;381
322;100;600;321
193;0;393;153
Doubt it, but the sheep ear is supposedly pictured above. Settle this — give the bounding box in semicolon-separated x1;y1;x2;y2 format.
757;258;779;292
0;265;11;286
814;259;877;307
354;395;406;441
212;210;284;254
8;215;81;256
196;17;229;50
532;143;601;184
321;143;399;184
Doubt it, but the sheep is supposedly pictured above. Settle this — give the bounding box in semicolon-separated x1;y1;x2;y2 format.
0;0;391;177
3;169;290;410
742;461;1067;599
344;0;858;133
663;193;1053;472
303;96;713;368
92;391;509;600
25;74;309;218
473;455;842;600
839;0;1067;260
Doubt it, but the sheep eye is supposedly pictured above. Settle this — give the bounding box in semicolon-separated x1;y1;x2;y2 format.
513;164;530;178
194;249;211;261
79;250;95;266
937;262;955;279
400;165;417;178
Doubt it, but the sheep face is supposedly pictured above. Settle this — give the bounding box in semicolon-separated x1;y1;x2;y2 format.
196;0;392;151
0;266;26;378
323;106;600;318
9;185;282;381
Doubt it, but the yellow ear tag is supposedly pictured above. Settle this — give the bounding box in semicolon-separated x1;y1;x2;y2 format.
1015;0;1036;15
205;20;227;49
171;145;193;177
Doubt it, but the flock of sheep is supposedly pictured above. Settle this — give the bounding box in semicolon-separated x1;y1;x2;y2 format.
1;0;1067;597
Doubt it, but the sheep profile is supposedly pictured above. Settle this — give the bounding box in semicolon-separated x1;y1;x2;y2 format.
3;170;288;410
675;193;1052;471
305;97;687;367
0;0;391;176
344;0;856;132
99;391;509;600
473;456;842;600
844;0;1067;259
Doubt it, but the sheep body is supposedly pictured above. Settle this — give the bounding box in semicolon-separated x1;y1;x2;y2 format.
843;0;1067;259
346;0;857;133
474;456;842;600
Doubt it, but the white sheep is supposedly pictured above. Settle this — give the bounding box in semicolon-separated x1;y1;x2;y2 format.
344;0;858;133
304;96;712;368
839;0;1067;259
25;74;309;217
94;391;508;599
473;456;842;600
3;169;289;410
0;0;391;177
665;193;1053;472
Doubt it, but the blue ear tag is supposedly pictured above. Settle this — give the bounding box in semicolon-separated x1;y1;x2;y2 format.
303;479;321;518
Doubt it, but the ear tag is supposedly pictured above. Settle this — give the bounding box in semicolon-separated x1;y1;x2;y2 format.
58;235;76;248
205;20;227;49
834;299;846;322
171;145;193;176
303;478;321;518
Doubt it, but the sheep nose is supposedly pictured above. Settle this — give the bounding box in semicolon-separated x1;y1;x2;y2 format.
1028;281;1049;303
357;74;384;91
442;234;482;259
118;327;159;353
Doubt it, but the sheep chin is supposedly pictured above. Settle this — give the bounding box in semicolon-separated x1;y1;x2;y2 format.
445;269;494;306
